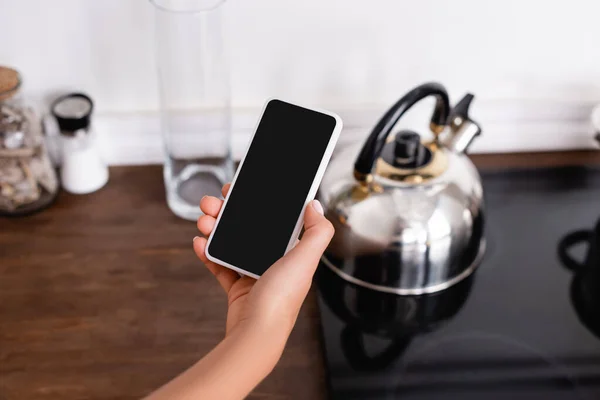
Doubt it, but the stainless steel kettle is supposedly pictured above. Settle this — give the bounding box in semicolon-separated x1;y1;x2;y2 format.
319;82;485;295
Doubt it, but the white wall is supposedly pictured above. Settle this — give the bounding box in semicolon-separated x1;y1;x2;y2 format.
2;0;600;163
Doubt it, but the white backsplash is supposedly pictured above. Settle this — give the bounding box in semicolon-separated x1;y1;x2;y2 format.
3;0;600;164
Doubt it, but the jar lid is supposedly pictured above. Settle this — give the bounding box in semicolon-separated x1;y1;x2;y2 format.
51;93;94;133
0;66;21;102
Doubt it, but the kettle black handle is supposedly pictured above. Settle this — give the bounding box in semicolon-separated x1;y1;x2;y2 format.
353;82;450;182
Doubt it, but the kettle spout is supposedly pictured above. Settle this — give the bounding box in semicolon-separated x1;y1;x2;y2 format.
444;94;481;154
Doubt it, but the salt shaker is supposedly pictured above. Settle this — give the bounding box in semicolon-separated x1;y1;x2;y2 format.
51;93;108;194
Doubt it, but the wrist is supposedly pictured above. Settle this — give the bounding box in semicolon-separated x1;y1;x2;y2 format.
227;319;289;375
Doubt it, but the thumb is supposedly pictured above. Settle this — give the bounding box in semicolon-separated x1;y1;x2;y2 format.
250;201;334;334
285;200;334;266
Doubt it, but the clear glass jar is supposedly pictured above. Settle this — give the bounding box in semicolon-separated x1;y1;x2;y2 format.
0;67;59;216
151;0;233;220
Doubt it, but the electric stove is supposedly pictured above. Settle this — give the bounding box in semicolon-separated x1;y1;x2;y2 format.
317;166;600;400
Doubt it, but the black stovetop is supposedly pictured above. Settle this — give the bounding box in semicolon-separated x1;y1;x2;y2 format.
317;166;600;400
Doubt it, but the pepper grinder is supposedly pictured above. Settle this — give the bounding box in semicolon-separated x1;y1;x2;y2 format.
51;93;108;194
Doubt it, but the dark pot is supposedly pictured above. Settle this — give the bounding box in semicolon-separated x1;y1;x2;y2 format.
557;219;600;339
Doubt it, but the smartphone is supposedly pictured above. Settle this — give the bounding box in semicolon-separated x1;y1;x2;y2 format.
205;99;342;278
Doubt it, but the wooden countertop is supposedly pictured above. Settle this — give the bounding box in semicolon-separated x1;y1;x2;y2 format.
2;150;600;400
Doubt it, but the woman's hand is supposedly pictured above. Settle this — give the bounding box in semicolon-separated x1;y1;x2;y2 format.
145;185;334;400
194;183;334;365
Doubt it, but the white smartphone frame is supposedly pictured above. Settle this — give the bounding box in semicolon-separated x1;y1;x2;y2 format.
205;98;343;279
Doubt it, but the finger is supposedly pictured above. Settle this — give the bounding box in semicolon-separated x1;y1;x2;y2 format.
284;200;334;269
200;195;223;218
221;183;231;198
197;214;216;237
193;236;239;293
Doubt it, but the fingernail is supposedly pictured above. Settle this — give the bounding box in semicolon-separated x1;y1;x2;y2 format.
193;236;200;242
200;196;207;202
312;200;324;215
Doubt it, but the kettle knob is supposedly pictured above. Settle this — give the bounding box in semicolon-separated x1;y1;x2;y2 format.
380;130;431;169
394;131;422;163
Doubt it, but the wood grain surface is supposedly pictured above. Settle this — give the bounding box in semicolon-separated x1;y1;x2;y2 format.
0;166;325;400
2;151;600;400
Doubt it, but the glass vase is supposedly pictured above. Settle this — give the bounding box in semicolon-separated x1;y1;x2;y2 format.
151;0;233;220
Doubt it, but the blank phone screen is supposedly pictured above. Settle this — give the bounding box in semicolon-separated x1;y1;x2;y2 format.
207;100;337;276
